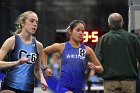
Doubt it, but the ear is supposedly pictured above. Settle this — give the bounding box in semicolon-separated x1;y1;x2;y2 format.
122;21;124;26
119;21;124;28
20;21;24;27
67;29;72;35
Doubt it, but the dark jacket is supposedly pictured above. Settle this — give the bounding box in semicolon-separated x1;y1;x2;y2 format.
95;29;140;80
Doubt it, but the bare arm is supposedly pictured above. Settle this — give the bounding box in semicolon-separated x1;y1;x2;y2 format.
86;46;104;73
42;43;64;77
42;43;64;69
0;36;27;69
35;41;48;91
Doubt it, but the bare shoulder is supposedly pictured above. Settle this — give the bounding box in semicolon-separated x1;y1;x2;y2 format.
43;43;65;54
5;36;15;44
35;40;43;54
85;45;93;56
36;40;43;49
50;43;65;52
1;36;15;51
53;43;65;48
59;43;65;53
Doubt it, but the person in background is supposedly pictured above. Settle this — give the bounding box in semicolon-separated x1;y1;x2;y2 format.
95;13;140;93
45;52;61;92
49;52;61;78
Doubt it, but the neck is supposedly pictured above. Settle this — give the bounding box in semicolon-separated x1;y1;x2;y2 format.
18;31;32;41
69;38;81;48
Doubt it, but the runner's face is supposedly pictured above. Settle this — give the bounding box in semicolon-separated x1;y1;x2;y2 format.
70;23;85;42
22;13;38;34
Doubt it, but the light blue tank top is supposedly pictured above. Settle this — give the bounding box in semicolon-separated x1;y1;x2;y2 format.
2;35;38;92
58;41;87;88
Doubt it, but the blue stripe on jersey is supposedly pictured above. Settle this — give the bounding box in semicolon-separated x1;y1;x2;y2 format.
2;35;37;92
58;41;87;88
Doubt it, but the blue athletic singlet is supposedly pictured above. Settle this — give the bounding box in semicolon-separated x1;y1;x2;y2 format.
58;41;87;89
2;35;38;92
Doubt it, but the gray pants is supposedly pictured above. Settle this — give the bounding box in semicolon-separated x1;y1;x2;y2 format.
104;80;136;93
